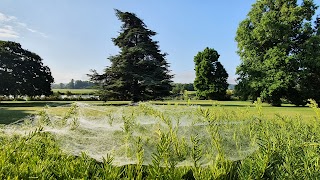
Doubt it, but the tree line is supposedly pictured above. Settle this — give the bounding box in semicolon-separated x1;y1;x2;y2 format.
88;10;229;101
235;0;320;106
0;41;53;97
51;79;95;89
1;0;319;105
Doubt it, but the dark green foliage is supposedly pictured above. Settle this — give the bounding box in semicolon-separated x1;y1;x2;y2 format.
194;47;228;100
74;80;95;89
295;17;320;105
235;0;319;106
0;41;54;96
51;80;95;89
316;15;320;35
172;83;194;94
66;79;75;89
90;10;172;102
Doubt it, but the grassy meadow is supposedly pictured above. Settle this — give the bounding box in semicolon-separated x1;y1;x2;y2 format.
52;89;97;95
0;100;320;179
1;100;314;124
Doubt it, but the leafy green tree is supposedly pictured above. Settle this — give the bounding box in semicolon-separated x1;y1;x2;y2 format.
235;0;318;106
172;83;194;94
66;79;75;89
296;16;320;105
194;47;228;100
89;10;172;101
0;41;54;96
74;80;95;89
52;80;95;89
59;83;65;89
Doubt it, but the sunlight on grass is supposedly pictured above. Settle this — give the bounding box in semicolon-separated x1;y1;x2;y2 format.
0;100;320;179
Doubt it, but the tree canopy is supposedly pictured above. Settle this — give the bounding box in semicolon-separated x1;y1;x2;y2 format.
172;83;194;94
89;10;172;101
235;0;319;106
52;80;95;89
0;41;54;96
194;47;228;100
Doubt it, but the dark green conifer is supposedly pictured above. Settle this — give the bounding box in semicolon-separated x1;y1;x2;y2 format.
90;10;172;101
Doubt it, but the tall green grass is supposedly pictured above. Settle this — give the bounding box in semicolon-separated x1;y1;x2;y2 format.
0;100;320;179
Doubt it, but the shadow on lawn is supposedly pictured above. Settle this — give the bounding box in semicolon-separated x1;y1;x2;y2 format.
0;107;33;125
0;102;72;125
0;101;71;107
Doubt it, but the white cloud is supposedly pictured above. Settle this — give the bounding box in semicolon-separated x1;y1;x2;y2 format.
25;26;48;38
26;27;36;33
0;25;19;38
0;12;17;22
0;12;48;39
16;22;27;27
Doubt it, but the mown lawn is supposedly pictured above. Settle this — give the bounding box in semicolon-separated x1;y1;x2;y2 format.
0;101;95;124
0;100;316;124
52;89;97;95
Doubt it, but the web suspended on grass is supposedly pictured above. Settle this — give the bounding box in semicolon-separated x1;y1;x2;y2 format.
0;102;258;167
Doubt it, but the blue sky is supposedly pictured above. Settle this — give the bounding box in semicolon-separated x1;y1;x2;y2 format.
0;0;318;84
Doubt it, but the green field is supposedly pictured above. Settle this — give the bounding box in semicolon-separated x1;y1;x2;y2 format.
52;89;97;95
0;101;132;124
1;100;320;179
0;100;316;124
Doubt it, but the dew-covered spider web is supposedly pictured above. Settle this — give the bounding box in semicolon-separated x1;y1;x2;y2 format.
1;102;258;166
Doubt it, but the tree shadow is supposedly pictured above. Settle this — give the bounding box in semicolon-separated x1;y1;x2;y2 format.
0;101;72;125
0;101;71;107
0;107;33;125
